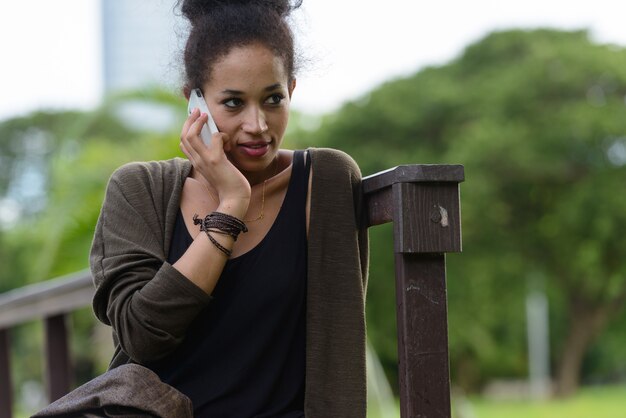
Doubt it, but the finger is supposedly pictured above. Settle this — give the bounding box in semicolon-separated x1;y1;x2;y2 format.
181;117;206;164
187;113;209;148
182;115;210;163
180;140;200;169
181;108;201;140
181;131;203;167
219;133;232;152
179;140;191;160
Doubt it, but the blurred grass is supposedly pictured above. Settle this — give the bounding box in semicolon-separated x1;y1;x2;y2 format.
466;384;626;418
367;402;400;418
17;384;626;417
368;384;626;418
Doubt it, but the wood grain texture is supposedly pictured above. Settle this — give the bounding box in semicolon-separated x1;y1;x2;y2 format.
0;330;12;418
395;253;451;418
45;314;71;403
0;271;92;328
393;182;462;254
362;164;464;194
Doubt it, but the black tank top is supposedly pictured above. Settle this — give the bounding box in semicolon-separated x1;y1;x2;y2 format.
154;150;309;418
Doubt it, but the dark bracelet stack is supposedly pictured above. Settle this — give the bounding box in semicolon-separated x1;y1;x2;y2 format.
193;212;248;258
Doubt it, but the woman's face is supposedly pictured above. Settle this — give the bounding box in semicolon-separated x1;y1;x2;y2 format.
202;43;295;181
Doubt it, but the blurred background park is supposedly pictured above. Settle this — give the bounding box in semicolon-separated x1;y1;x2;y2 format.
1;1;626;417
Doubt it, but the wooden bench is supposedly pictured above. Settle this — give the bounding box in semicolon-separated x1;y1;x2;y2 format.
0;164;463;418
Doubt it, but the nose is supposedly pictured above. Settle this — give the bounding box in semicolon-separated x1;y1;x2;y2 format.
242;106;268;135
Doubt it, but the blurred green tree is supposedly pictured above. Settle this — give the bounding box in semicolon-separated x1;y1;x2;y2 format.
0;89;189;407
290;28;626;396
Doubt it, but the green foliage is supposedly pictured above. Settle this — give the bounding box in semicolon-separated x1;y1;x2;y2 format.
365;223;399;389
290;28;626;391
0;88;187;409
583;313;626;384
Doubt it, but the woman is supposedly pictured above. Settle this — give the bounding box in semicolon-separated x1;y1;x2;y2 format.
90;0;368;416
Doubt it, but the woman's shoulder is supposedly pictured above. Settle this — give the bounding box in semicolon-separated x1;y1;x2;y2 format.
103;158;192;206
109;157;191;184
307;147;361;179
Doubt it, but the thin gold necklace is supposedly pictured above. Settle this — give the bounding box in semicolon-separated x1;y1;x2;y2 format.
244;179;266;222
244;158;279;222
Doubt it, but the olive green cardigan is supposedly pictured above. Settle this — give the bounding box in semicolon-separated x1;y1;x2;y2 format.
90;147;369;417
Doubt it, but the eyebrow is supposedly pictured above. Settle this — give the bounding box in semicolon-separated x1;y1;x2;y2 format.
220;83;284;96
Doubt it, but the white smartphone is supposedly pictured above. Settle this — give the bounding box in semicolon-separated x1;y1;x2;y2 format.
188;88;219;145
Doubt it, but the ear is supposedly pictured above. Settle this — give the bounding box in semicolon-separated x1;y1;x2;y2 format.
183;85;191;100
288;78;296;98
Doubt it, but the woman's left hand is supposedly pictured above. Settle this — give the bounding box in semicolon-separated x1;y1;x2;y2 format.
180;108;251;218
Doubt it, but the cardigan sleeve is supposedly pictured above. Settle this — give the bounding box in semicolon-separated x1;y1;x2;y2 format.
90;161;211;364
305;148;369;417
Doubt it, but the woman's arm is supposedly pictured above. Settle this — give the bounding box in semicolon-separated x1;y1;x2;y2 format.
91;162;213;364
173;109;251;293
91;110;252;364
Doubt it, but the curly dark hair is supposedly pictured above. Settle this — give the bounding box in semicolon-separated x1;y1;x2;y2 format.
176;0;303;92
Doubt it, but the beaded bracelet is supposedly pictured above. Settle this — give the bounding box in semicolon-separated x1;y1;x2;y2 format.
193;212;248;257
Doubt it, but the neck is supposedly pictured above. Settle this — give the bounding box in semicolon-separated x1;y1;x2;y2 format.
241;156;280;186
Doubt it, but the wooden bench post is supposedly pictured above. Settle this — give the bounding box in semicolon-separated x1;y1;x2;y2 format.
44;314;71;402
363;165;464;418
0;329;12;418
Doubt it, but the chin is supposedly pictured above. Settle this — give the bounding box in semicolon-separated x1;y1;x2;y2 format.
230;147;278;176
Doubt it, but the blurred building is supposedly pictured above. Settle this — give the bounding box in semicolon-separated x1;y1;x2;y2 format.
101;0;186;132
101;0;185;93
0;1;188;228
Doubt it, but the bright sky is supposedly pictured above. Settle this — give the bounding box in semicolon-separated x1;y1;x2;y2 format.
1;0;625;121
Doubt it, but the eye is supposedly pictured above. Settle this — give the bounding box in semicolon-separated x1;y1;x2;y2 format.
223;98;244;109
265;93;285;105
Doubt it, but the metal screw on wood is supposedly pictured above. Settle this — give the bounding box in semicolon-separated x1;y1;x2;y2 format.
430;204;449;227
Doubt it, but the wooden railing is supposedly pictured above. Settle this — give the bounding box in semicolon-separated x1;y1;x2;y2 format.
0;270;93;417
0;164;463;418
